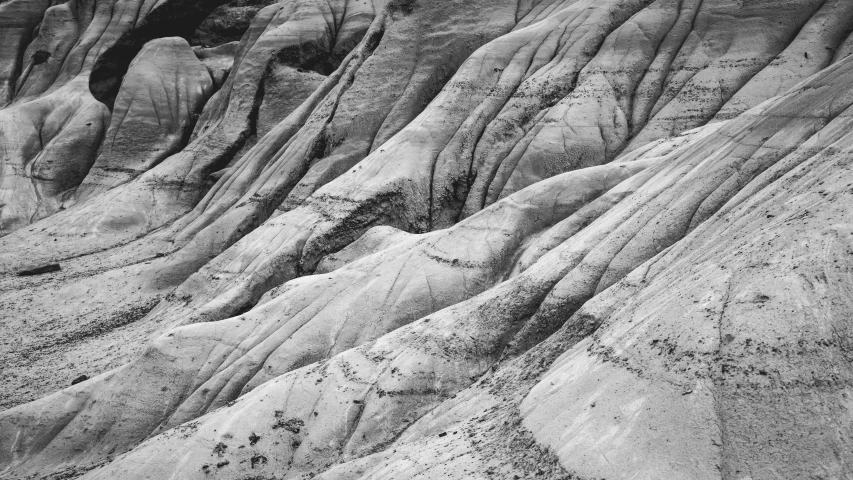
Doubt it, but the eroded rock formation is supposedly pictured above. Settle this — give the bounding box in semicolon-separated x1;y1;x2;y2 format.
1;0;852;478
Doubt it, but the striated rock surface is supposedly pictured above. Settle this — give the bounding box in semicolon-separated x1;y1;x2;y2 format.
0;0;233;236
74;37;214;202
2;0;853;479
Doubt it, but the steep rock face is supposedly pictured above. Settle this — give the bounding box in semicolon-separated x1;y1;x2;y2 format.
0;0;387;247
0;0;234;236
0;0;52;106
2;0;853;479
0;78;109;234
74;37;214;202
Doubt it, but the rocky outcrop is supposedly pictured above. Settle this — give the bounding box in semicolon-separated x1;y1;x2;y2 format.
0;0;233;236
74;37;214;202
0;78;109;234
2;0;853;479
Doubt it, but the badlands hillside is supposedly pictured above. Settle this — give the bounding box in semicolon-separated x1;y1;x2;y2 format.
1;0;853;478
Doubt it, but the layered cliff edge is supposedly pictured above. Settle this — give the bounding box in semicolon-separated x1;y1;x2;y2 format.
1;0;853;478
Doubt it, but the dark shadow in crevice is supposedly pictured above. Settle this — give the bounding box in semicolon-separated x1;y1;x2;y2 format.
89;0;234;109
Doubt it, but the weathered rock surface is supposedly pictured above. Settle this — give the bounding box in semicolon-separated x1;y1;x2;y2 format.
2;0;853;479
191;0;278;47
0;0;233;236
193;41;240;89
74;37;214;202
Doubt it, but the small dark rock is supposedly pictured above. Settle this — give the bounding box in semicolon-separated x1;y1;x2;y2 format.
31;50;51;65
272;417;304;434
18;263;61;276
71;374;89;385
212;442;228;456
250;454;267;469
